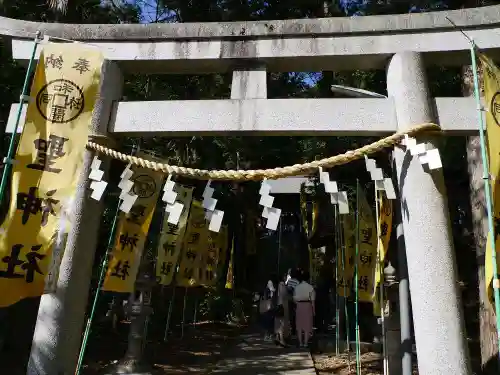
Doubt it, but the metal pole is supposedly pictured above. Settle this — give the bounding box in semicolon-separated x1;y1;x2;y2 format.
374;186;388;375
470;44;500;364
355;180;361;375
0;32;41;204
277;218;282;275
193;295;199;330
163;284;177;342
142;315;150;353
334;205;340;356
75;201;122;375
393;172;413;375
181;287;188;338
339;215;352;373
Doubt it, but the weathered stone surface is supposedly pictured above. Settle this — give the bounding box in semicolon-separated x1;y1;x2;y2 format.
1;6;499;41
6;97;483;136
6;6;500;72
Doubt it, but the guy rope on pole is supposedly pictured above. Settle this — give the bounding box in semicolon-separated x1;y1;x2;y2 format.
86;122;440;181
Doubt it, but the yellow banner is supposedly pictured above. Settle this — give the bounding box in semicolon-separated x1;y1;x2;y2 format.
357;187;377;302
479;53;500;303
310;203;321;284
373;193;393;316
176;201;209;287
174;200;230;288
300;191;317;283
200;225;228;287
0;44;103;307
156;185;194;285
102;158;164;292
225;236;235;289
337;213;355;297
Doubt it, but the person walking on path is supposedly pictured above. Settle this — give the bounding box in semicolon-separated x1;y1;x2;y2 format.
286;268;300;335
259;276;277;341
274;274;290;346
293;271;315;348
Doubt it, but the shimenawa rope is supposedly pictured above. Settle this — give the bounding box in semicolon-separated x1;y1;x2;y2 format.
86;122;440;181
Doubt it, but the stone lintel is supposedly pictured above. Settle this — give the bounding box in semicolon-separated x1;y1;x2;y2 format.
6;97;481;136
2;6;500;41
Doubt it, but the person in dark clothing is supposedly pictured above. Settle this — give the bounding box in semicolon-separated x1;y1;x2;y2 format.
287;268;300;335
259;275;278;341
314;271;333;333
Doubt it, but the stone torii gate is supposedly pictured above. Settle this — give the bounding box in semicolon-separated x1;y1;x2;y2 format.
3;5;500;375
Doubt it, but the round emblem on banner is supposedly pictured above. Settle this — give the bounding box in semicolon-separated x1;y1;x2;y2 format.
491;92;500;126
36;79;85;124
132;175;156;198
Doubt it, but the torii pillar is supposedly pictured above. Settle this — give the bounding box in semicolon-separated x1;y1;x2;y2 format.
27;60;123;375
387;51;471;375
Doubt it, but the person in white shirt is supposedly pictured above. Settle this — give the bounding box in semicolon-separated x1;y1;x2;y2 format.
293;271;315;347
286;269;299;291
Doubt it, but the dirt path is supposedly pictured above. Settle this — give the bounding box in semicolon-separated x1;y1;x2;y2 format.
312;351;384;375
312;351;419;375
81;322;244;374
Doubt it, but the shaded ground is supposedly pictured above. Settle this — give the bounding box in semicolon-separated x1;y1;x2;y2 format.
82;321;245;374
3;317;316;374
313;351;383;375
210;333;316;375
312;351;419;375
81;321;316;375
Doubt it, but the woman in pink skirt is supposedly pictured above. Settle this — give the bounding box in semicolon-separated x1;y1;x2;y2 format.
293;271;315;348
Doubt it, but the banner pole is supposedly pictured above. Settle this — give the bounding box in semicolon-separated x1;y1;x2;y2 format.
374;187;388;375
193;294;199;330
163;282;177;342
181;286;188;338
76;143;140;373
334;205;340;356
75;200;121;375
277;218;282;275
355;180;361;375
339;215;352;373
0;31;41;205
469;44;500;362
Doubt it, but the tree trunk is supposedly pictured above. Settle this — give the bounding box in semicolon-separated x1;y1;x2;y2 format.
463;64;500;374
